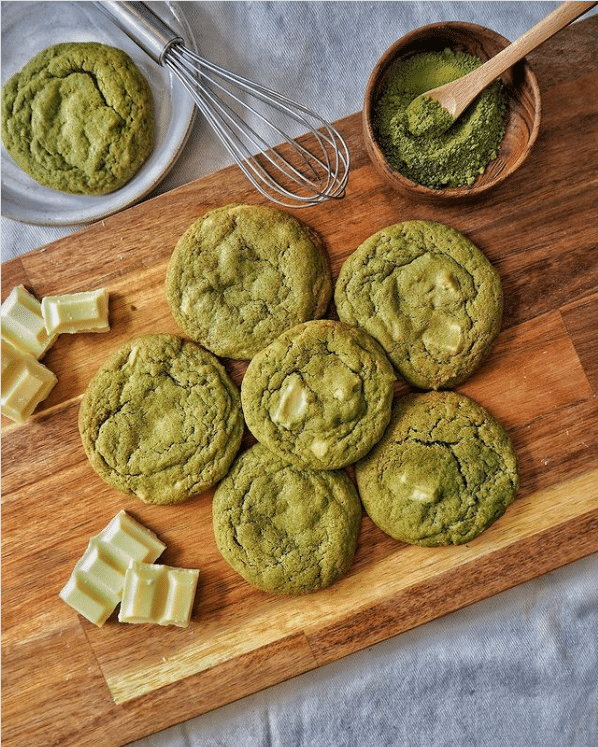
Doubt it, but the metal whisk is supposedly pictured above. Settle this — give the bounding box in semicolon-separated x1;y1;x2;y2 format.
94;1;350;207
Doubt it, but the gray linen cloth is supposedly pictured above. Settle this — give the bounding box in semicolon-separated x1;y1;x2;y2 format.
2;3;596;746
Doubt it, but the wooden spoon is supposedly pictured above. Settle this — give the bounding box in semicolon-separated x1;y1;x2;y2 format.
406;0;597;137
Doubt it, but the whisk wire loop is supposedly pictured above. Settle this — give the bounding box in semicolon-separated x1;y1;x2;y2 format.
168;47;341;203
165;43;350;207
96;1;349;207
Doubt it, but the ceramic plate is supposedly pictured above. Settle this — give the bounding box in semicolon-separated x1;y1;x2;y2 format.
1;1;197;226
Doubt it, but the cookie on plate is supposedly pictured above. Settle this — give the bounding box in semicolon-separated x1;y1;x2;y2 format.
213;443;362;594
165;203;332;360
241;320;396;470
334;220;503;390
355;391;518;546
1;42;154;195
79;334;243;505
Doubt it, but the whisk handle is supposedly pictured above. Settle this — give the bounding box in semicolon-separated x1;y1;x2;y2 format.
93;1;182;64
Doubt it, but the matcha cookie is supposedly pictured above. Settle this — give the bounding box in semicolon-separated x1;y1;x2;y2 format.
356;391;518;546
241;320;396;470
213;443;362;594
79;334;243;505
1;42;154;194
165;203;332;360
334;221;503;390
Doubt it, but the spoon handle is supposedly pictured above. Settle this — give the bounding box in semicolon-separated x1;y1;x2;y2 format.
444;1;597;117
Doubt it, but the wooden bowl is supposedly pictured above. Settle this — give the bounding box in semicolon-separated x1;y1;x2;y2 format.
363;22;542;202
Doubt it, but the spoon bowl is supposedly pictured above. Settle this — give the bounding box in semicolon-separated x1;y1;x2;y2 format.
405;1;596;138
363;21;542;202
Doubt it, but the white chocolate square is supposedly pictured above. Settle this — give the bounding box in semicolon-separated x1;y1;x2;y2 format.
1;340;57;423
1;338;20;377
41;288;109;336
271;373;309;427
59;574;116;628
59;511;166;627
1;285;56;359
119;561;199;628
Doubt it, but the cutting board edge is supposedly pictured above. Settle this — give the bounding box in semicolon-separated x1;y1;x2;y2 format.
86;506;598;747
305;504;598;667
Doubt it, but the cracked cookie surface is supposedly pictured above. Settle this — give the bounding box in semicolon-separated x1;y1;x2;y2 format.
213;443;362;594
1;42;154;194
241;320;396;470
166;203;333;360
78;334;243;505
334;220;503;390
356;391;518;546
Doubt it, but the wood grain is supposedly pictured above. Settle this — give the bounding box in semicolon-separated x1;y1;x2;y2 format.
2;17;597;747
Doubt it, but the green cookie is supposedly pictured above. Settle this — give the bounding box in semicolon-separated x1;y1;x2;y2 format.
334;220;503;390
166;203;333;360
79;334;243;505
241;320;396;470
2;42;154;194
213;443;362;594
356;391;518;546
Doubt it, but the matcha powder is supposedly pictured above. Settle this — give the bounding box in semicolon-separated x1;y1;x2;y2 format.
373;49;507;189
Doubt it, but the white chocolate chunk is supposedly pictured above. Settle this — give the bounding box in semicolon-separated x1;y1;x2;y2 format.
1;340;14;377
271;374;309;428
127;345;140;366
1;285;56;359
119;561;199;628
399;470;440;503
434;268;460;296
310;438;329;458
410;485;438;502
1;340;57;423
78;541;128;605
41;288;109;336
59;511;166;627
422;314;465;355
181;293;194;315
99;512;165;562
59;574;116;628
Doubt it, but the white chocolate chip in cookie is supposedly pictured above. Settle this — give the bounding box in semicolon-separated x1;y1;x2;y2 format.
422;313;465;356
127;345;140;366
398;467;441;504
310;438;330;458
271;373;310;428
431;268;460;306
407;482;440;504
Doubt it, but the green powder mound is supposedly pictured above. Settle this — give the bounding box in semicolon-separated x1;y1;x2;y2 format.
406;94;456;137
373;49;506;189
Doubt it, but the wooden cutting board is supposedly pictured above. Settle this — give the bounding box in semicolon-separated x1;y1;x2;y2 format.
2;17;597;747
